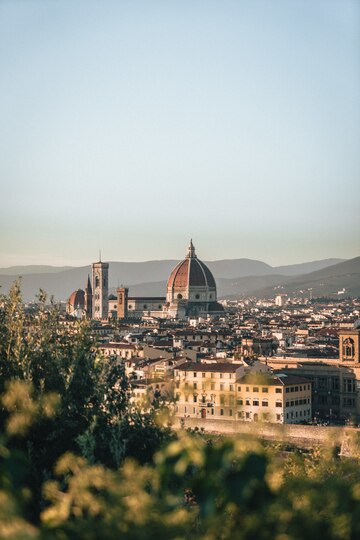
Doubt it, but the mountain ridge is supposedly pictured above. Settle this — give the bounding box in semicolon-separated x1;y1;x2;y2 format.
0;257;353;302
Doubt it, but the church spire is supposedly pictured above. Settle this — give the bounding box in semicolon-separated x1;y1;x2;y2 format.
187;239;196;258
86;274;92;293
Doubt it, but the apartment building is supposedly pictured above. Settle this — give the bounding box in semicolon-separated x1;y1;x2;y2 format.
174;362;311;424
174;362;244;419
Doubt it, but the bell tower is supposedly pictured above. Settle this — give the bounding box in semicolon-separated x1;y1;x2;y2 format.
116;286;129;319
92;256;109;320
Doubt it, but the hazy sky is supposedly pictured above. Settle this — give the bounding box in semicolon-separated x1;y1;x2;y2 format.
1;0;359;267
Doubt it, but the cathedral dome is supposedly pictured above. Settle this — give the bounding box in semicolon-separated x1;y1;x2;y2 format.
68;289;85;309
166;241;217;308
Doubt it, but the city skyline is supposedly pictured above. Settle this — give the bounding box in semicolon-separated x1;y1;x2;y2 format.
1;0;359;267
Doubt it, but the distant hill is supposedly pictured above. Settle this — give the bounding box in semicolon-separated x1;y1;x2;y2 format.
0;257;352;302
0;265;73;276
249;257;360;299
273;258;344;276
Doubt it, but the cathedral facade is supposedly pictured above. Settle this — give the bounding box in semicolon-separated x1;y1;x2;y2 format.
67;241;223;320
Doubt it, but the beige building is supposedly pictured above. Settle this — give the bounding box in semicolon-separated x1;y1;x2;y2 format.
174;362;244;419
237;372;312;424
99;342;139;359
174;362;311;424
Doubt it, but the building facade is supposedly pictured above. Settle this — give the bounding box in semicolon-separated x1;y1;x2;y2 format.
174;362;312;424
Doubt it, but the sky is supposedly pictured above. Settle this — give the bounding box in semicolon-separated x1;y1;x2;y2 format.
0;0;359;267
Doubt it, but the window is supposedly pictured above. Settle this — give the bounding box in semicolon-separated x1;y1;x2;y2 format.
202;373;205;378
220;383;224;391
237;399;243;406
262;400;268;407
193;372;197;377
343;397;356;408
343;338;355;359
237;386;241;392
262;387;268;393
253;387;259;393
253;399;259;406
220;373;223;378
246;387;250;392
246;412;250;419
276;400;282;408
276;388;282;393
220;409;224;416
220;395;225;405
230;384;234;392
229;409;233;416
246;398;251;406
193;383;197;390
193;395;197;403
276;414;281;421
344;379;356;393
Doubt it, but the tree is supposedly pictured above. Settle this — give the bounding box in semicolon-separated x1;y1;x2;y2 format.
0;283;171;519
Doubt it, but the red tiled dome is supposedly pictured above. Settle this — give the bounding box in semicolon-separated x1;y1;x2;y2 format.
68;289;85;309
167;241;216;291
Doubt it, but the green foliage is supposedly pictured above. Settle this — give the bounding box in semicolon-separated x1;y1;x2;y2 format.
0;283;171;519
2;398;360;540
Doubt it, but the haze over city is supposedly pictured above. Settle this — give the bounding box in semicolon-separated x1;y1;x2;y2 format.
0;0;359;268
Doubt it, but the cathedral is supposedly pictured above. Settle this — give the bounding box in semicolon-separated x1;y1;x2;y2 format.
67;241;223;320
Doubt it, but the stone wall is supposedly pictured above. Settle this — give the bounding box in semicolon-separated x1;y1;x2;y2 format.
172;417;360;451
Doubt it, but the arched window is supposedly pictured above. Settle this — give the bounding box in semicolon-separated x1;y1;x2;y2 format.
343;338;355;359
95;276;99;288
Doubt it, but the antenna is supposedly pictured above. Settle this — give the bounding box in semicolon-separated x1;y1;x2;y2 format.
99;249;101;262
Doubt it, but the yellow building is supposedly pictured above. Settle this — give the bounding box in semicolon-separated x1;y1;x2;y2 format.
237;372;312;424
174;363;244;419
174;362;312;424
